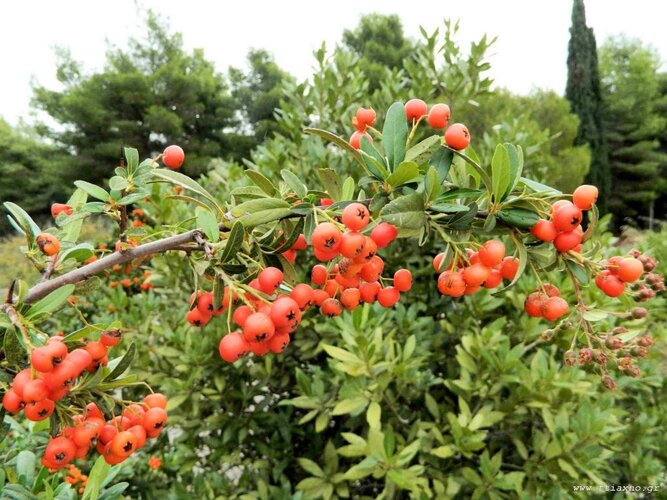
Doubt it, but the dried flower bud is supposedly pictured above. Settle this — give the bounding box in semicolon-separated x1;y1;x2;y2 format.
618;356;634;371
601;375;617;391
638;335;653;347
564;350;577;366
578;348;592;365
627;366;641;378
629;249;642;258
593;350;607;365
605;336;623;349
612;326;628;335
645;273;661;285
631;307;648;319
631;346;648;358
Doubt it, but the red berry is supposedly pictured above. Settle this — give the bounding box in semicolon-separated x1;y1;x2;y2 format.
552;204;583;233
353;237;377;263
268;333;290;354
290;283;314;309
462;263;491;287
572;185;598;210
292;234;308;251
500;257;519;280
311;265;328;286
524;292;546;317
394;269;412;292
427;103;451;129
232;305;253;327
349;131;372;149
270;296;301;329
617;258;643;283
219;332;251;362
531;219;558;242
353;107;376;131
311;289;330;307
340;288;361;310
2;389;24;413
370;222;398;248
437;271;466;297
595;271;626;297
478;240;505;268
377;287;400;308
320;298;343;317
162;145;185;170
195;292;215;316
444;123;470;150
553;230;582;253
143;393;167;409
51;203;73;218
542;296;569;321
405;99;428;121
342;203;370;231
258;267;284;294
311;223;342;252
359;282;381;303
43;436;77;469
242;313;275;343
186;308;211;327
483;269;503;289
22;379;49;403
340;231;367;258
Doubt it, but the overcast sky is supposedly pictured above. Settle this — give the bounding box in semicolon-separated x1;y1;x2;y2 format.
1;0;665;126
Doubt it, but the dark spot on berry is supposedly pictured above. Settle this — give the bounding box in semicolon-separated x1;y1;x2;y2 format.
123;441;134;452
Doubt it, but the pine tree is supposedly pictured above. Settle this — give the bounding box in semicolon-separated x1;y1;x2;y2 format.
565;0;610;212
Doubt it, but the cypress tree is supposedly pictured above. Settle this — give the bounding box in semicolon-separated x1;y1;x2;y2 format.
565;0;610;213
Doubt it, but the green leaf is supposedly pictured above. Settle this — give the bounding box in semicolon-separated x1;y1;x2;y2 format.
557;459;579;479
583;310;609;321
431;445;454;459
74;181;110;202
496;208;539;229
152;169;223;215
332;397;367;416
245;170;277;196
231;198;292;228
424;166;442;203
60;243;95;263
322;345;360;364
165;194;214;211
341;177;355;201
450;149;493;193
270;219;305;254
519;177;562;195
195;207;220;243
360;136;389;180
16;450;35;487
25;284;76;319
304;128;365;169
219;222;245;263
566;259;589;284
343;456;379;480
108;176;129;191
503;144;524;198
281;170;308;198
406;134;442;164
298;458;325;478
429;203;469;213
383;102;408;170
124;147;139;173
4;202;41;239
386;161;420;188
380;193;426;230
104;343;135;381
491;145;511;203
430;147;454;183
366;402;381;429
318;168;342;200
82;456;111;500
403;335;416;360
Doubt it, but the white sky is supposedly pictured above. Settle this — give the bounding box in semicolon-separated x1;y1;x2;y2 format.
1;0;666;126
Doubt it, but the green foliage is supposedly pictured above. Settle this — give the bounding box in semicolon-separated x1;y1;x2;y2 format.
599;36;667;227
31;11;241;184
565;0;610;212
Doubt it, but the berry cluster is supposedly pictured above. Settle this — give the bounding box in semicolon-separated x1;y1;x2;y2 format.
524;284;570;321
530;185;599;253
307;206;409;311
109;266;154;292
596;250;663;299
65;465;88;495
213;208;407;363
434;240;519;297
348;100;471;151
2;334;120;419
41;393;167;470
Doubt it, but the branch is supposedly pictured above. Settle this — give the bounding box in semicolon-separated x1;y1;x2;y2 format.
24;228;215;305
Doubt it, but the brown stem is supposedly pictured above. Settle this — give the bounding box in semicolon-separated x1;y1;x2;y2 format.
23;227;226;305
